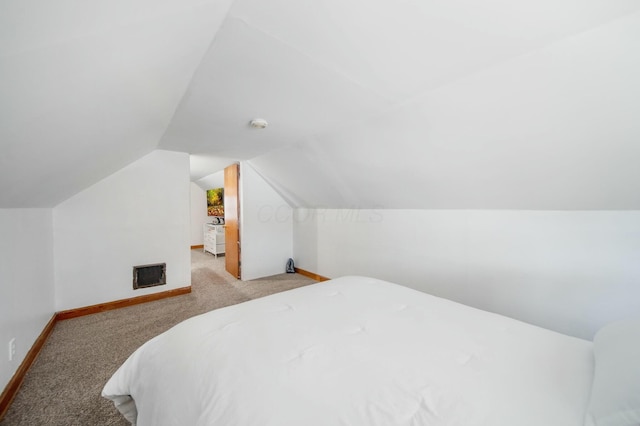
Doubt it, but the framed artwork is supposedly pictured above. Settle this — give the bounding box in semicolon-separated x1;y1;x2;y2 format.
207;187;224;217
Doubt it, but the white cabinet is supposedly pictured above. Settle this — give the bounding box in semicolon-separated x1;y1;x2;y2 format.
204;224;225;257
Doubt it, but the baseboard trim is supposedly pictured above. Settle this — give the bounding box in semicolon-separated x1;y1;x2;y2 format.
190;244;204;250
56;286;192;321
294;268;330;282
0;313;57;421
0;286;192;420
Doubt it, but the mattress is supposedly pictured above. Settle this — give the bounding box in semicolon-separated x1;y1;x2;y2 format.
103;276;594;426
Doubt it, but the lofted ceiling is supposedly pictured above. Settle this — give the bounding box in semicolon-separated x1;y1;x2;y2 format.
2;0;640;208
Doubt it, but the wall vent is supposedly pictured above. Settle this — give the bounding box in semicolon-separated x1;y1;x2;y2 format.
133;263;166;289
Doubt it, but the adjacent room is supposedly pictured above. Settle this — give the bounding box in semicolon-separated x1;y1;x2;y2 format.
1;0;640;425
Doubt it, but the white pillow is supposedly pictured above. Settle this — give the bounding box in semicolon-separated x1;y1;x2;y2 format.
585;318;640;426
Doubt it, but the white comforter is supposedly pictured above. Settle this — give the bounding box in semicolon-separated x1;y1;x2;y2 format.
103;276;594;426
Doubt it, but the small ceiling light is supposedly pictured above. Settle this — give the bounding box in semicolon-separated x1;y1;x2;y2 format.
249;118;268;129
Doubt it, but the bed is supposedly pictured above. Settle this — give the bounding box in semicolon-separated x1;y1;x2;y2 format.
102;276;640;426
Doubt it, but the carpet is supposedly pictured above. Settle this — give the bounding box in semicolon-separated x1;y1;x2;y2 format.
1;250;316;425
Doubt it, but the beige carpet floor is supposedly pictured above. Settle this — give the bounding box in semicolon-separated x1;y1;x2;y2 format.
1;250;316;425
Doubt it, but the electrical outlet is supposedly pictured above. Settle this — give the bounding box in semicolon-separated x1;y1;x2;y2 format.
8;338;15;361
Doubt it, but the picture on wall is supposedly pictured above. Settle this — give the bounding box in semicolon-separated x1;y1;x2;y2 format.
207;187;224;217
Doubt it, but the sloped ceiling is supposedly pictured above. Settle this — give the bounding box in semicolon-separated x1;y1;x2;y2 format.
0;0;235;207
2;0;640;208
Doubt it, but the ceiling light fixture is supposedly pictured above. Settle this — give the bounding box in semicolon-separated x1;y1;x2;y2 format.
249;118;268;129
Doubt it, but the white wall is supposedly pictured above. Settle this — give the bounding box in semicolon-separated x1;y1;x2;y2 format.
53;150;191;311
293;209;640;340
0;209;55;392
190;182;209;246
293;208;318;273
240;162;293;281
